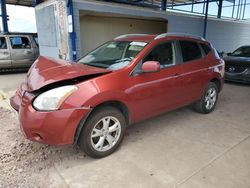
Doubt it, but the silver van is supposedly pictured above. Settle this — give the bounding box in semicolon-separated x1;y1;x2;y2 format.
0;33;39;69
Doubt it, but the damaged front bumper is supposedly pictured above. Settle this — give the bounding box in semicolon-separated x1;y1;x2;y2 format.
10;85;92;145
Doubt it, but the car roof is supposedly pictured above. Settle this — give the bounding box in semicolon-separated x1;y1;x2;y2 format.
114;33;207;43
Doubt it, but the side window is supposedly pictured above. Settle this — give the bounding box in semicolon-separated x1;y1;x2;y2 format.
200;43;211;55
179;41;202;62
0;37;7;49
143;42;175;68
10;37;31;49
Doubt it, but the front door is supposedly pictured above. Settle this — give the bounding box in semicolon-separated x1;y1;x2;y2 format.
128;41;183;122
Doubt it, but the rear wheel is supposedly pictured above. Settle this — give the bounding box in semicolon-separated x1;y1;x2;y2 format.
193;82;218;114
78;106;126;158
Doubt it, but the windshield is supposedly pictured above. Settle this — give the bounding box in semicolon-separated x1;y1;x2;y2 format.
231;46;250;57
78;41;148;70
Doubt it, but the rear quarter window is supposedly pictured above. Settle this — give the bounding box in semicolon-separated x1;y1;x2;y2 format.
200;43;211;55
179;40;202;62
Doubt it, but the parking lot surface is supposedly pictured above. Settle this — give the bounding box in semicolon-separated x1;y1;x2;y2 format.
0;73;250;188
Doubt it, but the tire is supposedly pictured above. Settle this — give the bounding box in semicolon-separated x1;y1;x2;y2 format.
193;82;218;114
78;106;127;158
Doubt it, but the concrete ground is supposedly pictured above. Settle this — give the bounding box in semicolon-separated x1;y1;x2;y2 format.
0;72;27;110
0;72;250;188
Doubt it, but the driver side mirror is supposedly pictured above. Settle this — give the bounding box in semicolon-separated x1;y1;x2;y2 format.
141;61;160;73
227;52;232;56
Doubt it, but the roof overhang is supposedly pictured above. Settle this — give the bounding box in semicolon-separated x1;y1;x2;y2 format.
5;0;235;7
6;0;44;7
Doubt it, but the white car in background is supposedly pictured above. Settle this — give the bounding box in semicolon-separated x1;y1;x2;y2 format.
0;33;39;70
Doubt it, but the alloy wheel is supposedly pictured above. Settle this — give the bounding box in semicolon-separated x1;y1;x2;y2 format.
90;116;121;152
204;88;217;110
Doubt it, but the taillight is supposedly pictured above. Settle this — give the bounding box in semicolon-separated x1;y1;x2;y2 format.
217;58;225;77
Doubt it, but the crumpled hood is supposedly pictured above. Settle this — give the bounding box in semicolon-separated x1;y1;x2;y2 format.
26;56;111;91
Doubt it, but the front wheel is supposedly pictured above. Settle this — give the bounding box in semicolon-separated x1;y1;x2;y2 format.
78;106;126;158
193;82;218;114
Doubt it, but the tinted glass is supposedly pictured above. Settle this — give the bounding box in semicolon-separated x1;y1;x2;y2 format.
78;41;148;70
10;37;31;49
231;46;250;57
201;43;211;55
0;37;7;49
143;42;174;68
34;36;39;46
180;41;202;62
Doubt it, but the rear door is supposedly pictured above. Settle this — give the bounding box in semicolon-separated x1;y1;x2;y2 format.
177;40;208;103
9;35;34;68
0;36;11;68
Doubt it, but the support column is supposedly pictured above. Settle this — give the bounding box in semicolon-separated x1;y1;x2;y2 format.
203;0;209;38
67;0;77;61
217;0;223;18
161;0;167;11
0;0;9;33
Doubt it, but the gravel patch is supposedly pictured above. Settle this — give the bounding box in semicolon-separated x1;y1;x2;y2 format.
0;107;85;187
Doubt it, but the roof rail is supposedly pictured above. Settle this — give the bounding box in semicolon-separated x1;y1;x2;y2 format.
154;33;205;41
114;34;149;40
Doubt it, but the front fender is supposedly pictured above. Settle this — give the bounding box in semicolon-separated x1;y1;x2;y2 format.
61;80;131;110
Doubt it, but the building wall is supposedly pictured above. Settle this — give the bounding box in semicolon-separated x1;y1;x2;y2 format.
73;1;250;57
167;12;250;53
35;0;250;59
206;19;250;53
80;15;167;55
73;0;168;58
167;13;203;36
35;2;58;58
35;0;69;60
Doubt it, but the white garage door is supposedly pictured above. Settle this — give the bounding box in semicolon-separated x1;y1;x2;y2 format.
80;15;167;55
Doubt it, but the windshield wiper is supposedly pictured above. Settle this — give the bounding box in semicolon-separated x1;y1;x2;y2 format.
82;62;108;68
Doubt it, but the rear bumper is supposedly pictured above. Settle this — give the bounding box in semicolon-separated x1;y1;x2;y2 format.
10;90;91;145
225;70;250;84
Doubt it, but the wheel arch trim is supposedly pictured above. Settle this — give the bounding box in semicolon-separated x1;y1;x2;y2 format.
73;100;130;145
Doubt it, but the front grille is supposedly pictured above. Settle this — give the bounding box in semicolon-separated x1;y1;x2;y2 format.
225;65;247;73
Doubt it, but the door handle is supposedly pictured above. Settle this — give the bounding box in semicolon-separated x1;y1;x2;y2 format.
26;51;32;54
3;51;9;55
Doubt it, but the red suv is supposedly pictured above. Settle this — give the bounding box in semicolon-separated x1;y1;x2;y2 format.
10;33;224;158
